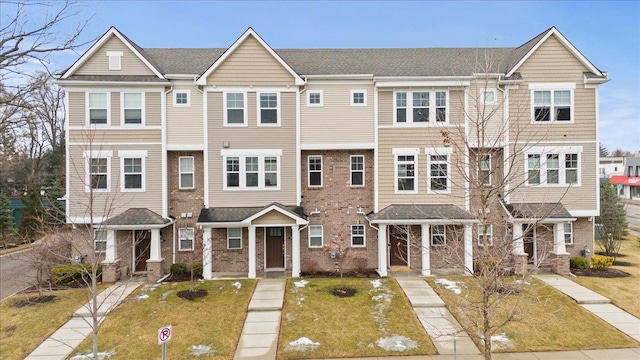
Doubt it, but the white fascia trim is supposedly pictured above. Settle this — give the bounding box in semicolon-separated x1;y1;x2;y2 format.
392;148;420;155
528;83;576;90
197;221;246;228
506;27;604;78
102;223;172;230
64;90;71;223
70;142;162;146
68;126;162;131
300;143;375;150
472;73;504;79
117;150;148;157
59;86;166;93
220;149;283;156
166;144;204;151
569;210;599;217
203;91;209;207
164;74;200;79
594;87;600;215
376;80;470;88
375;76;474;81
196;28;304;86
56;80;170;86
369;219;479;225
244;205;308;225
303;74;374;80
204;85;297;92
61;27;164;79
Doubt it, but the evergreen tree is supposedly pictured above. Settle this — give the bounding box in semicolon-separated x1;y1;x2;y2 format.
596;179;628;257
0;190;13;244
19;186;44;242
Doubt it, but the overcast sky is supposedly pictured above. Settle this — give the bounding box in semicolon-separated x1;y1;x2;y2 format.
37;1;640;152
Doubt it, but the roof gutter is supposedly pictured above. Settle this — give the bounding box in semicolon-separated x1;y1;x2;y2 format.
55;80;170;86
368;219;479;225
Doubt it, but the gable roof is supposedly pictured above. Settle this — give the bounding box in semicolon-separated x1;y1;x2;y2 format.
368;204;476;224
101;208;172;228
197;202;307;226
501;202;575;221
61;26;165;79
195;28;305;85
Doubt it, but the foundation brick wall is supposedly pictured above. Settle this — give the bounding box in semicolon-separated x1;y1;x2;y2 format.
567;217;594;258
300;150;377;272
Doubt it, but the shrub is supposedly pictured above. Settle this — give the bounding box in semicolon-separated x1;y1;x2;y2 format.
590;255;614;270
170;263;187;275
51;263;102;285
191;262;203;277
570;257;589;269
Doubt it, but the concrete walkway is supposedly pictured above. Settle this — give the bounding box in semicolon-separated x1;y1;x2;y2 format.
535;274;640;342
25;280;142;360
234;278;286;360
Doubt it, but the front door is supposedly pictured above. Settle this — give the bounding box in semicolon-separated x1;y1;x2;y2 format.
390;226;408;266
134;230;151;272
265;227;284;269
522;224;535;264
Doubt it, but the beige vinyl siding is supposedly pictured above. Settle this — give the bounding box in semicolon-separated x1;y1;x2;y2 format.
300;84;374;146
205;35;295;86
252;210;296;225
508;142;597;212
145;92;161;126
207;91;297;206
377;128;466;209
67;144;163;219
68;92;85;127
75;35;156;76
378;89;465;127
111;92;121;125
69;129;161;144
509;34;596;142
167;82;203;146
378;90;393;127
468;82;505;145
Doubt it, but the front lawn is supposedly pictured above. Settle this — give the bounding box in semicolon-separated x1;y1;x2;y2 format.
71;279;256;360
278;277;435;359
428;277;639;353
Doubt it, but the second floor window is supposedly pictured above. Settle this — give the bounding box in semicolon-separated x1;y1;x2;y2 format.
532;89;572;122
526;151;580;186
395;90;447;124
88;93;108;124
308;156;322;187
429;155;449;192
174;91;189;106
350;155;364;186
123;93;143;124
308;91;323;106
351;90;367;106
123;158;143;190
226;92;245;125
479;154;491;185
259;92;278;124
225;155;279;190
90;158;108;190
396;155;416;192
179;156;194;189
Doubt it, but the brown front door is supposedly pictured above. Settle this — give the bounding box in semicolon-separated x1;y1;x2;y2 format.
390;226;408;266
265;227;284;268
134;230;151;272
522;224;535;264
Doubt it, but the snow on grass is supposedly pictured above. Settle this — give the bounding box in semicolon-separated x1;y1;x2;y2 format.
369;279;393;334
376;335;419;352
135;283;161;301
134;293;149;301
293;279;309;288
190;344;215;356
231;281;242;289
490;333;514;350
284;337;320;352
70;350;115;359
370;279;383;288
435;278;462;295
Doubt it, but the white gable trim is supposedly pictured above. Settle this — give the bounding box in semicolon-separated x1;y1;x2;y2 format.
195;28;305;86
244;204;308;225
61;27;164;79
506;27;604;78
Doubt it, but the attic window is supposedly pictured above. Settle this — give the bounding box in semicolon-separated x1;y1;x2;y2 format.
107;51;123;70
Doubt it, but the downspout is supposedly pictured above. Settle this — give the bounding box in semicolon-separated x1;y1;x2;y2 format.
163;84;174;264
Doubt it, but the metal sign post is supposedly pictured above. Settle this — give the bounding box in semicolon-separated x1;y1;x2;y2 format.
158;325;172;360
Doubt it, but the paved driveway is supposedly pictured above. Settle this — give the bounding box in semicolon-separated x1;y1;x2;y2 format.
0;249;37;300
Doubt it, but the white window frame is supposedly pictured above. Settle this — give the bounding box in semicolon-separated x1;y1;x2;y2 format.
308;225;323;248
351;224;366;247
426;148;453;194
224;92;247;126
227;228;242;249
478;224;493;246
394;90;449;124
307;90;323;107
431;225;446;246
525;147;582;187
106;51;122;70
308;155;322;188
223;154;281;190
257;92;280;126
94;230;107;252
120;155;145;192
86;92;110;126
564;222;573;245
350;90;367;106
529;83;575;123
480;89;497;105
179;156;195;189
178;227;195;251
350;155;365;187
393;148;419;194
479;154;491;186
174;91;190;107
86;157;110;193
121;92;145;126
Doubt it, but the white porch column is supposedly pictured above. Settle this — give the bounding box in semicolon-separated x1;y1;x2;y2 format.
149;228;162;261
378;224;388;277
421;224;431;276
512;222;525;254
203;228;212;280
248;226;256;278
552;222;569;255
291;225;300;277
105;230;117;262
464;224;473;275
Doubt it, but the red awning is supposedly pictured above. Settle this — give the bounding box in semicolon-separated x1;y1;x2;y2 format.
610;175;640;186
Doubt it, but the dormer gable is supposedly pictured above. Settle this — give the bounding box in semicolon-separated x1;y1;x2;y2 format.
195;28;305;86
61;27;164;79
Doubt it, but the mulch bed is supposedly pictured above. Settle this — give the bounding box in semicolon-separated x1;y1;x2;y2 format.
164;273;203;282
300;269;379;278
571;268;632;278
176;289;208;300
331;287;357;298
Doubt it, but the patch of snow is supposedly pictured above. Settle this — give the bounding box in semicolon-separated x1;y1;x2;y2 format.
285;337;320;352
370;279;383;288
293;279;309;288
160;291;172;301
231;282;242;289
286;312;296;323
435;278;462;295
490;333;514;350
70;350;115;359
297;296;305;305
190;344;214;356
134;294;149;301
377;335;418;352
515;279;530;286
369;279;393;334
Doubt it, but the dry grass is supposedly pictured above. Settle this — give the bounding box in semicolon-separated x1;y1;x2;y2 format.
71;279;255;360
278;277;435;359
570;235;640;318
428;276;639;353
0;286;108;360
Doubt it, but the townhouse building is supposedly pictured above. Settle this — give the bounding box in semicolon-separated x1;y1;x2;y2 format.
57;26;608;282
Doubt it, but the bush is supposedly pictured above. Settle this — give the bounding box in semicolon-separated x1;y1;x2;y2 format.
51;263;102;285
170;263;187;275
570;257;589;269
191;262;203;277
590;255;614;270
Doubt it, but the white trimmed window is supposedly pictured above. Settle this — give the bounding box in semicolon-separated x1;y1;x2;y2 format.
174;91;190;107
307;91;323;106
526;150;581;186
106;51;122;70
179;156;194;189
350;90;367;106
478;224;493;246
178;228;194;251
350;155;365;187
225;92;246;125
529;83;574;123
428;154;449;192
122;158;144;191
527;154;541;184
481;89;496;105
94;230;107;252
227;228;242;249
479;154;491;185
122;92;143;125
309;225;323;248
90;158;109;191
351;225;365;247
258;92;279;125
87;92;109;125
394;90;448;124
395;154;416;193
431;225;446;246
308;156;322;187
224;155;280;190
564;223;573;245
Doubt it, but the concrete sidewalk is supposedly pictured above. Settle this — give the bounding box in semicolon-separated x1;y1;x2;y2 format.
535;274;640;342
24;280;142;360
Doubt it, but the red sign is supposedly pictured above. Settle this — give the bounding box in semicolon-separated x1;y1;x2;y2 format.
158;325;172;344
610;175;640;186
